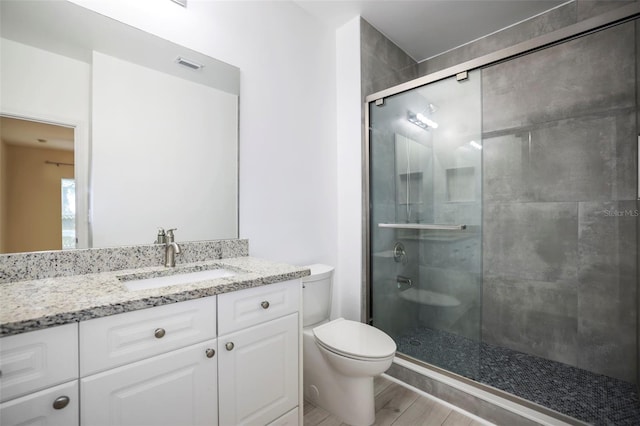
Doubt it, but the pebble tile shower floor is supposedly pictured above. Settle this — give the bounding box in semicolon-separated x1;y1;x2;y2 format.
396;327;640;425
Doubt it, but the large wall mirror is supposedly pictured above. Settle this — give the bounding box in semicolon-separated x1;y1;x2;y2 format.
0;0;240;254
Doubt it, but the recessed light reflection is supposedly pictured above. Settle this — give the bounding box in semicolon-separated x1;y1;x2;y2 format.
407;111;438;130
469;140;482;150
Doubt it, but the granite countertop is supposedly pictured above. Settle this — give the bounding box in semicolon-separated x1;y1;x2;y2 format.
0;257;310;337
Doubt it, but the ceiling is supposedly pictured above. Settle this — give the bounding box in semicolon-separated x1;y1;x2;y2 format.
295;0;568;62
1;117;74;151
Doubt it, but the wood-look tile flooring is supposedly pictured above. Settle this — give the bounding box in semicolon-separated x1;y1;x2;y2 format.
303;376;489;426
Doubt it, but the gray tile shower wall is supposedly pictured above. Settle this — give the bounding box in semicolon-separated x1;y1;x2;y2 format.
483;113;636;203
576;0;637;21
636;17;640;389
481;23;635;135
483;203;579;283
418;1;637;78
362;1;639;99
419;2;576;77
0;239;249;284
363;17;421;335
482;274;579;365
577;200;638;381
360;18;418;97
481;21;638;382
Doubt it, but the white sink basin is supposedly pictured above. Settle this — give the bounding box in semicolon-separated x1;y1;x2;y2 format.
121;268;236;291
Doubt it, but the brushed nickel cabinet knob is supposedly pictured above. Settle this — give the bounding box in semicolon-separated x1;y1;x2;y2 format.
53;396;70;410
225;342;234;351
154;328;166;338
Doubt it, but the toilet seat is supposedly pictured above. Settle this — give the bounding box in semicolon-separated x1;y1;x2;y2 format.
313;318;396;361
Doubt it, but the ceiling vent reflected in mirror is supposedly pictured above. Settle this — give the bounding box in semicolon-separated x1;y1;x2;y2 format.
175;56;204;71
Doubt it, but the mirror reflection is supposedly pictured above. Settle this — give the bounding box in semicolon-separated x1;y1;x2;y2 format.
0;0;240;254
1;117;75;253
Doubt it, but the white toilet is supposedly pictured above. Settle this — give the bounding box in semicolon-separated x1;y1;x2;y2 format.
302;264;396;426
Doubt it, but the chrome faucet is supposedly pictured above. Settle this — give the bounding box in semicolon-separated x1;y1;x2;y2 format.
164;228;181;267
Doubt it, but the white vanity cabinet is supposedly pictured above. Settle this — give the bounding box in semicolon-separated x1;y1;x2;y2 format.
0;323;79;426
0;278;302;426
79;296;218;426
218;280;300;426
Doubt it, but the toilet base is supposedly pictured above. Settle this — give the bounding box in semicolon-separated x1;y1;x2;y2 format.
303;329;375;426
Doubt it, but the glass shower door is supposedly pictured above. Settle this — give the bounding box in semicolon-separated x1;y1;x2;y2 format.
369;70;482;379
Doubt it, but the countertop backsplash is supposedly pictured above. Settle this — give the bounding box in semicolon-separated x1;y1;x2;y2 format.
0;239;249;284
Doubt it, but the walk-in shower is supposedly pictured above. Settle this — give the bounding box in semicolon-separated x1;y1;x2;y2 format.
366;5;640;425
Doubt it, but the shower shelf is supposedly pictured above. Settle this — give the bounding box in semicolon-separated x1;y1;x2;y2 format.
378;223;467;231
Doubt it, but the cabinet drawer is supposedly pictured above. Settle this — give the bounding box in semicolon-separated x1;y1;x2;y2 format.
0;323;78;402
0;380;79;426
218;280;300;335
80;296;216;376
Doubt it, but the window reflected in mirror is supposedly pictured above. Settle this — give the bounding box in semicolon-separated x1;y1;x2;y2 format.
61;178;76;250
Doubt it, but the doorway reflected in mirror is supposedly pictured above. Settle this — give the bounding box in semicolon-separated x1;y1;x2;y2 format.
0;116;75;253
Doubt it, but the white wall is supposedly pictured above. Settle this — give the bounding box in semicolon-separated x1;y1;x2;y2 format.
0;39;90;120
0;38;91;249
70;1;338;269
91;52;238;247
335;17;363;321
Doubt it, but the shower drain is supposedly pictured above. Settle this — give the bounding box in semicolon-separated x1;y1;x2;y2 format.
409;339;422;346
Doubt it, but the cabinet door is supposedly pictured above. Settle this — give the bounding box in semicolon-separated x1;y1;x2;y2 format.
0;380;79;426
81;339;218;426
267;407;299;426
219;314;298;426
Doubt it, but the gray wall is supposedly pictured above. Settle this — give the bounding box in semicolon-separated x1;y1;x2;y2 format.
637;15;640;389
420;0;640;383
418;0;637;77
481;21;637;382
360;18;418;97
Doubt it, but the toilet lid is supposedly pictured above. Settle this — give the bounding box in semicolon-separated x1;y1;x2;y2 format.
313;318;396;359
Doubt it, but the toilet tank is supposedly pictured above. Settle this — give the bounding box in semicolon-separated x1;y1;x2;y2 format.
301;264;334;327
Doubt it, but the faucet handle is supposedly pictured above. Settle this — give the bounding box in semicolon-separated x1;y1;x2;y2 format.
166;228;177;242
